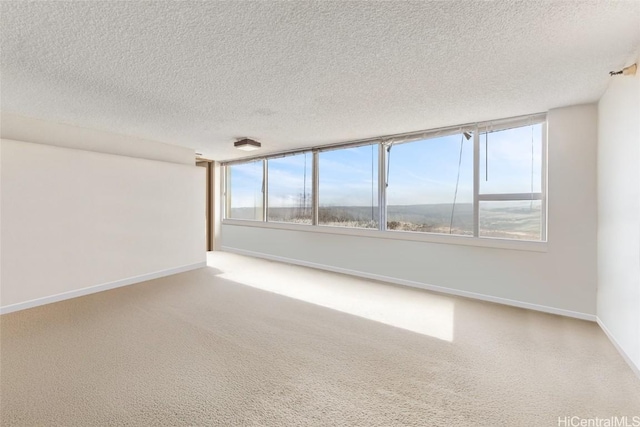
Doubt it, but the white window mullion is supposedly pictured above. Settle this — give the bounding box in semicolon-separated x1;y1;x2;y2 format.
541;121;548;241
478;193;543;201
223;165;230;220
473;126;480;237
262;159;268;222
378;142;387;231
312;150;319;226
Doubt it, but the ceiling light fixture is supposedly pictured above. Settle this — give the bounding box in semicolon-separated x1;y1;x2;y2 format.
234;138;262;151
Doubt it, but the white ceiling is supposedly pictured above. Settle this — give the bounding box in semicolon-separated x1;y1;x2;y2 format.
1;1;638;161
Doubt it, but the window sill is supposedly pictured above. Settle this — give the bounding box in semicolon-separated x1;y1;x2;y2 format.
222;219;548;253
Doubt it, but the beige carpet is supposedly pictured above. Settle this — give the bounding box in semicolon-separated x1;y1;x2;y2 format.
1;252;639;426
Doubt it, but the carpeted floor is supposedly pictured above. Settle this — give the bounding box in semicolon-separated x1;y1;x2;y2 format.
1;252;639;426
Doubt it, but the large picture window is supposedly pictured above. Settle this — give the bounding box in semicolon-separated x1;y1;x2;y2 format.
478;123;544;240
225;160;263;221
386;133;473;236
223;114;546;243
268;153;313;224
318;144;378;229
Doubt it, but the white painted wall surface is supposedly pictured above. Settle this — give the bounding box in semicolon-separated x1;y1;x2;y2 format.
597;53;640;374
221;104;598;318
1;139;205;311
1;112;195;165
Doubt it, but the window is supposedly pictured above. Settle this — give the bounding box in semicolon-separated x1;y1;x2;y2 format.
386;133;473;235
479;123;544;240
479;200;542;240
318;144;378;229
223;114;546;243
268;153;313;224
226;160;263;220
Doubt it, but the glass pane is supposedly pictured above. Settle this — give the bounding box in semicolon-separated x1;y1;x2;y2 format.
479;200;542;241
227;161;263;220
480;123;542;194
268;153;313;224
319;144;378;229
386;134;473;235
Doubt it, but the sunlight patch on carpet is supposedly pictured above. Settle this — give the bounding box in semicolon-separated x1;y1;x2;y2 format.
212;254;454;341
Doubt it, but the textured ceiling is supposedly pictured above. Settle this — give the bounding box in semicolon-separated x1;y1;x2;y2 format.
1;1;639;161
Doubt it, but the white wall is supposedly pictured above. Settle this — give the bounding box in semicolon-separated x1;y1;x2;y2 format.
1;138;205;312
1;112;195;165
220;104;598;319
597;54;640;375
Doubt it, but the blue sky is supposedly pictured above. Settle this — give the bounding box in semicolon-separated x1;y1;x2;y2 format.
228;124;542;208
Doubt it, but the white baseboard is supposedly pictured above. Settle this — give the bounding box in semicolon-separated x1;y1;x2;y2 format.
222;247;597;322
0;262;207;315
596;317;640;380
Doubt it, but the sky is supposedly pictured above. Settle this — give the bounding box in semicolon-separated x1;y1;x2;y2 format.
228;124;542;209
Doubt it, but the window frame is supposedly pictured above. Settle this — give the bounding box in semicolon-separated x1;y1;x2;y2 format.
221;113;547;248
266;152;314;225
383;128;475;237
474;119;547;240
224;159;266;221
316;141;381;230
